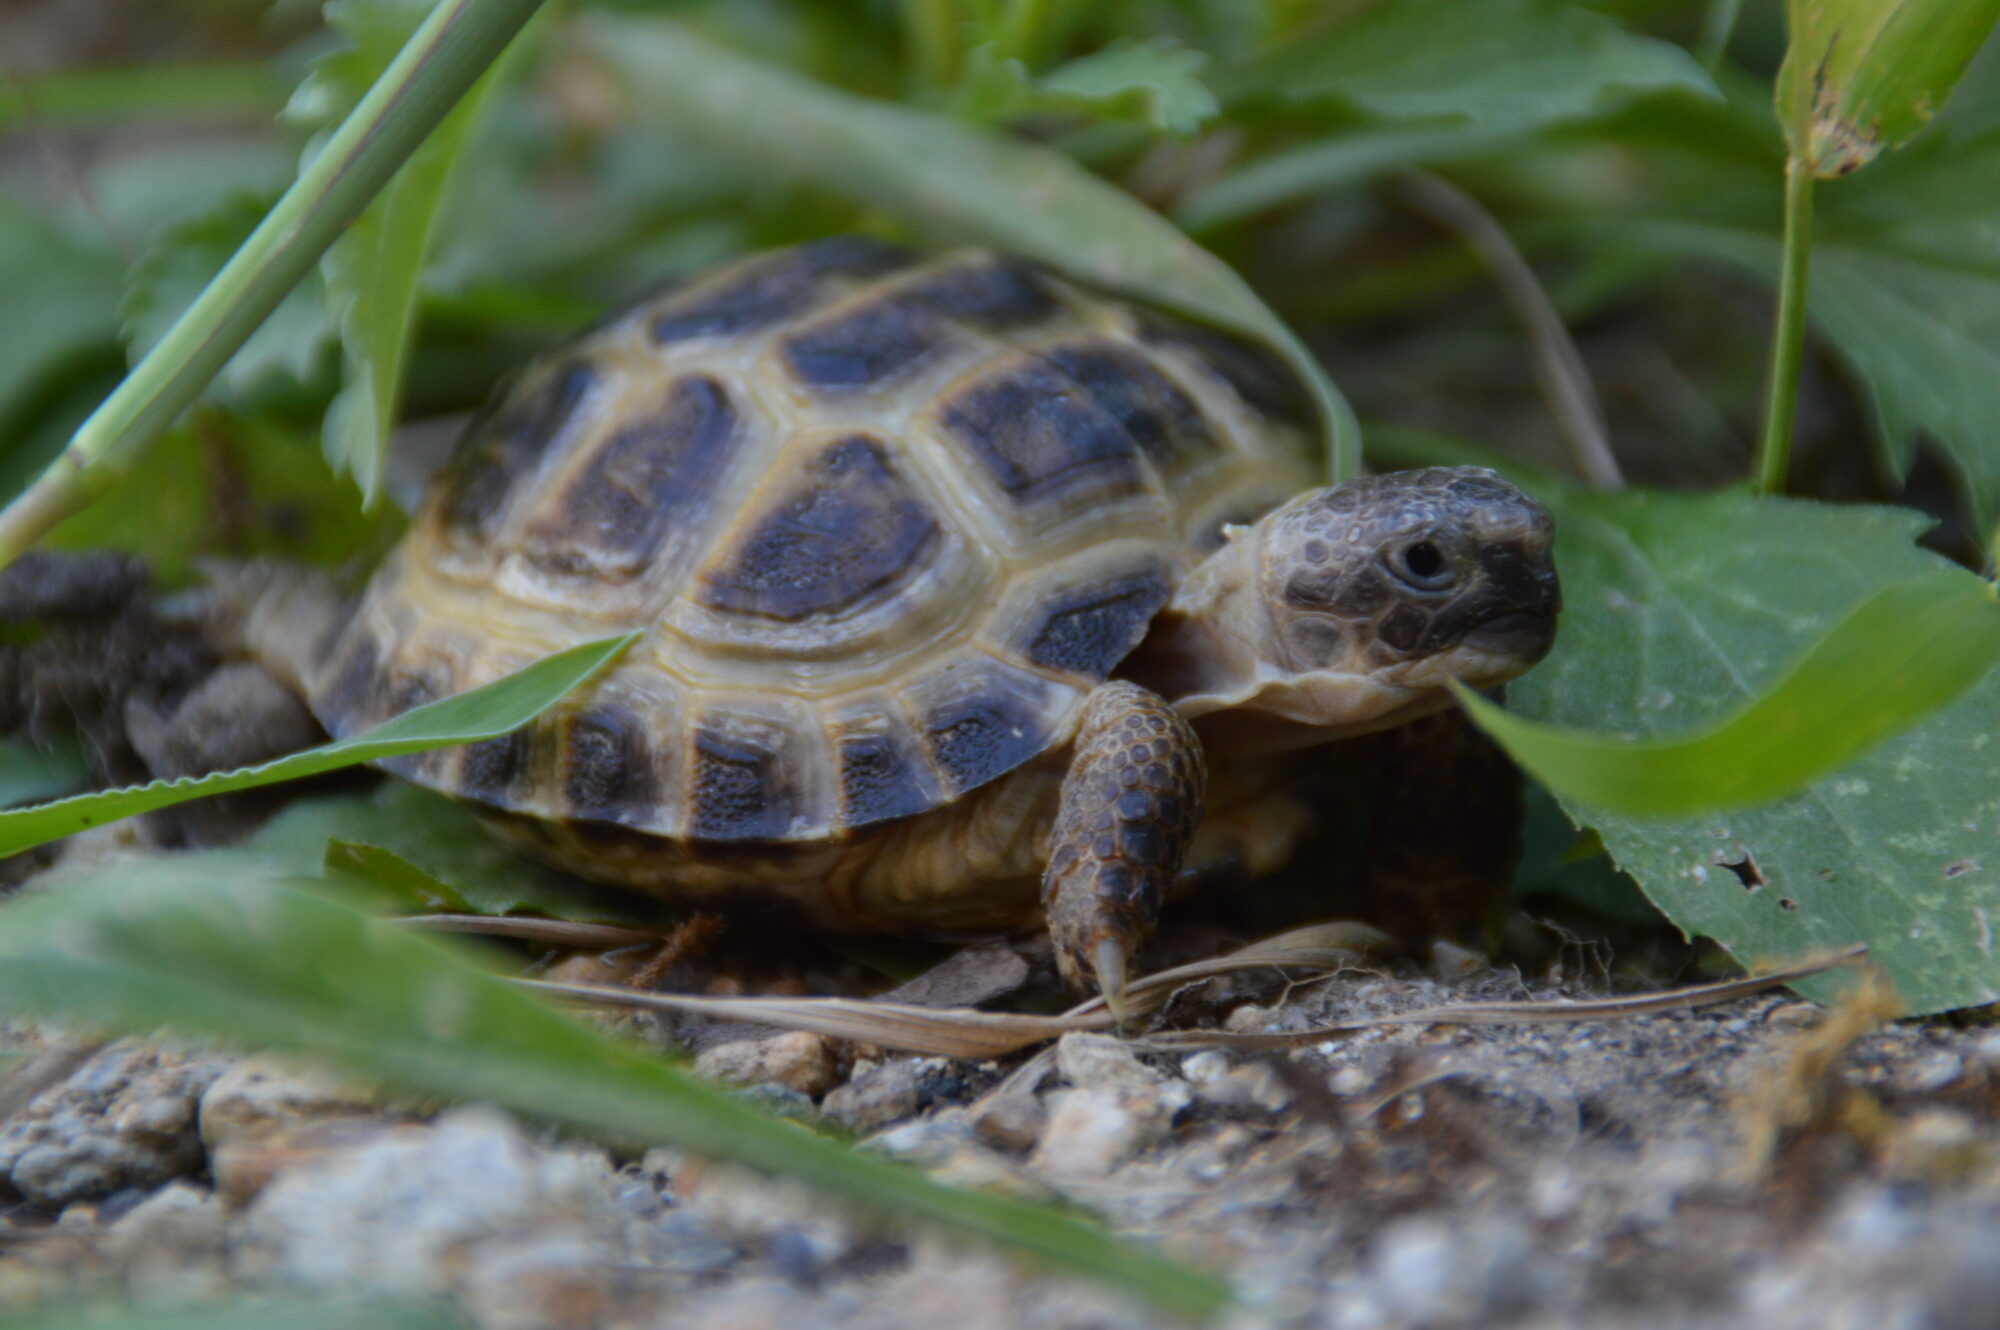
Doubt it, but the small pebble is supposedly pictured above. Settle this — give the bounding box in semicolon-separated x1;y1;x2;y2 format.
1329;1066;1372;1096
1901;1051;1964;1095
1054;1034;1156;1096
696;1033;841;1099
969;1093;1045;1153
821;1059;927;1133
1030;1089;1145;1178
1225;1005;1274;1034
1180;1052;1229;1086
1193;1063;1291;1114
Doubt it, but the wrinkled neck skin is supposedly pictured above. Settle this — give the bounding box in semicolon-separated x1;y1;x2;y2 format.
1121;531;1464;755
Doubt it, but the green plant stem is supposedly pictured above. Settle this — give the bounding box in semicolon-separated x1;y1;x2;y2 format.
1756;156;1814;496
996;0;1054;64
902;0;960;89
0;0;548;569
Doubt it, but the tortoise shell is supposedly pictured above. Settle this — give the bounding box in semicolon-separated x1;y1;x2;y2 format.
312;237;1319;843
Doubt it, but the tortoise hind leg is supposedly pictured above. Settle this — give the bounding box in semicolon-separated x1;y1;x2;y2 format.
1041;681;1205;1016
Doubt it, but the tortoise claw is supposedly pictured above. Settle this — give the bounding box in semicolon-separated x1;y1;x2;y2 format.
1093;937;1132;1026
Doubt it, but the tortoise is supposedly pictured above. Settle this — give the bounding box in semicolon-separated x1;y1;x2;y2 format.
230;236;1561;1011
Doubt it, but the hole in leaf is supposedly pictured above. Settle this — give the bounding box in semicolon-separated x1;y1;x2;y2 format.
1718;850;1765;890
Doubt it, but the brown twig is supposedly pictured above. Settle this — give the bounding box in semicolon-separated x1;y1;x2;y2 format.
390;913;666;949
518;926;1867;1061
1398;170;1624;492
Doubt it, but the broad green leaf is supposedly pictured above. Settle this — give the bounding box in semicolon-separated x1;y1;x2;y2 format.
1036;38;1220;137
251;783;661;924
1496;484;2000;1013
0;1298;460;1330
0;632;637;859
1613;197;2000;535
1461;570;2000;813
1182;0;1716;229
1242;0;1713;130
1777;0;2000;176
1540;112;2000;533
576;13;1357;479
123;193;336;401
0;869;1228;1315
1512;782;1662;927
299;0;506;502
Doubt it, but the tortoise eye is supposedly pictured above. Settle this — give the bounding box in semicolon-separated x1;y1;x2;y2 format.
1390;541;1454;590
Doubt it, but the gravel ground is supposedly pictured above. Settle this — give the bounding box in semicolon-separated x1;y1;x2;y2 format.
4;948;1999;1330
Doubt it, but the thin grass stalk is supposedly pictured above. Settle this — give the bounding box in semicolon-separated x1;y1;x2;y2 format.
0;0;549;568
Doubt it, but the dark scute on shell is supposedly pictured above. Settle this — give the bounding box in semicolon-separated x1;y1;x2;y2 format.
438;360;596;541
649;236;917;344
375;667;450;786
940;359;1144;506
900;257;1059;330
562;705;658;823
920;677;1056;795
387;667;445;716
314;631;382;734
1137;315;1315;431
837;727;942;827
1041;339;1220;476
782;295;956;391
689;719;796;840
697;435;940;622
458;729;530;804
524;375;739;577
1018;564;1172;676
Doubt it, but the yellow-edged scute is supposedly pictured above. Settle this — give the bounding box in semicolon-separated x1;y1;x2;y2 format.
312;238;1319;843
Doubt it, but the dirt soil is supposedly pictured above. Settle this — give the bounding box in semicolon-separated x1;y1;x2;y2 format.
3;927;1999;1330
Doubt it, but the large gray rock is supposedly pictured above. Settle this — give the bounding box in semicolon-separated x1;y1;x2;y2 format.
231;1105;629;1298
0;1041;229;1208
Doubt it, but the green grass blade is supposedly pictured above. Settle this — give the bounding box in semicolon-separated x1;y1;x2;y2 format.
577;13;1356;480
0;0;549;566
0;632;637;858
312;1;512;503
0;1299;462;1330
0;870;1230;1317
1460;571;2000;815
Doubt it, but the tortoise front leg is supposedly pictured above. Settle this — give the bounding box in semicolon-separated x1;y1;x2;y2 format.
1042;681;1205;1017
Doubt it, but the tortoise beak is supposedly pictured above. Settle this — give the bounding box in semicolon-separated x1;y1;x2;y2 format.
1462;551;1560;662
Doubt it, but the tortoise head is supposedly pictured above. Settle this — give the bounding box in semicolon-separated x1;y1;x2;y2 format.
1132;467;1559;751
